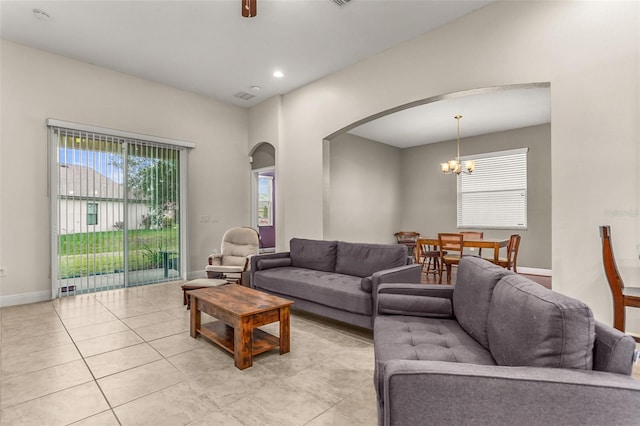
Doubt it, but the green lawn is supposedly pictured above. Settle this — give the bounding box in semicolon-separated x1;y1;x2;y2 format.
58;229;179;278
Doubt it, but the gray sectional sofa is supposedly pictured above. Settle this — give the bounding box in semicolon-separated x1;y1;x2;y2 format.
374;256;640;426
250;238;422;329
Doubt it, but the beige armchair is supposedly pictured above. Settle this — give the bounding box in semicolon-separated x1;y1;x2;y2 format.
205;227;260;286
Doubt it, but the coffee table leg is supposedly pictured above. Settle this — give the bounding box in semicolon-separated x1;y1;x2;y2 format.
190;297;200;338
279;307;290;355
235;316;253;370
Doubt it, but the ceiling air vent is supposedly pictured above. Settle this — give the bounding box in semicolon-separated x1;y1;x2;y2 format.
234;91;255;101
332;0;352;6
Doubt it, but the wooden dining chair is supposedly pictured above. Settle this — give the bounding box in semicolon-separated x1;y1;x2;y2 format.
416;238;441;278
497;234;521;272
394;231;420;258
438;233;464;284
599;225;640;342
460;231;483;256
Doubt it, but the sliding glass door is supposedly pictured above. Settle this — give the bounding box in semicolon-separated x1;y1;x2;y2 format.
49;123;188;296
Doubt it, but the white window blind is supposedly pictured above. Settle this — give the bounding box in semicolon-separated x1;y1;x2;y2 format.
48;119;193;296
457;148;528;229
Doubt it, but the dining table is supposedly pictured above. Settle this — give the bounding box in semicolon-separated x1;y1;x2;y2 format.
416;235;510;264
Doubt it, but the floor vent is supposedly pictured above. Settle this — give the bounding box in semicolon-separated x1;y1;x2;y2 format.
234;91;255;101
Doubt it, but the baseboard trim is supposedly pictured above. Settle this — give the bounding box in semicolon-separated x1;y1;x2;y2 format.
0;290;53;307
518;267;551;276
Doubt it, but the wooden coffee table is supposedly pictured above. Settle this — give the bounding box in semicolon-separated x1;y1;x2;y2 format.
188;284;294;370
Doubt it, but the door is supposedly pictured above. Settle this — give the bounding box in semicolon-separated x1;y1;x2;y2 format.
49;124;186;296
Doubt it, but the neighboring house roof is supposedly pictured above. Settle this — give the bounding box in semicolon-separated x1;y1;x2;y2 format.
58;164;126;200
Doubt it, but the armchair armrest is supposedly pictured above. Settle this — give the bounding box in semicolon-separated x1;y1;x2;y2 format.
208;253;222;265
376;284;454;318
382;360;640;426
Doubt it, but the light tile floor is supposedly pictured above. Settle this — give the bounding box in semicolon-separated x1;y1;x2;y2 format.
0;282;378;426
1;282;639;425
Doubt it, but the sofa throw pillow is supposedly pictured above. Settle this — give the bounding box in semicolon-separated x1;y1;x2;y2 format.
257;258;292;270
335;242;407;278
361;277;373;293
452;257;511;350
289;238;338;272
487;274;595;370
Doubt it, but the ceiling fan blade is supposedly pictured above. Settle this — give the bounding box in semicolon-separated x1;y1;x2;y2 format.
242;0;257;18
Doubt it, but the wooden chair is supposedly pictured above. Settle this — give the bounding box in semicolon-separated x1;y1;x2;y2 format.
460;231;483;256
439;233;464;284
394;231;420;258
416;238;441;278
599;225;640;342
497;234;521;272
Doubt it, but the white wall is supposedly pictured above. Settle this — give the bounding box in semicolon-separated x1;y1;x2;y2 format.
0;40;249;305
265;1;639;334
326;133;401;244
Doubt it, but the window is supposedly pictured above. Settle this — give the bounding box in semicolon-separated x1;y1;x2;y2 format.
87;202;98;225
258;175;273;226
457;148;528;229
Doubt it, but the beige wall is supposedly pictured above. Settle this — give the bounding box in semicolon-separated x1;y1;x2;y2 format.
401;124;551;269
0;40;249;304
264;1;639;334
326;133;401;244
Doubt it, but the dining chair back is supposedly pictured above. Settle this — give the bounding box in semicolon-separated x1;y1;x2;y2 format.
497;234;521;272
599;225;640;341
394;231;420;258
460;231;483;256
438;233;464;284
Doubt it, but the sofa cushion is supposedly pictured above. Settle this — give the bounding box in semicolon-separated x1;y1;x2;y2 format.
289;238;337;272
373;315;496;397
253;267;371;316
452;257;512;349
335;241;407;278
487;274;595;369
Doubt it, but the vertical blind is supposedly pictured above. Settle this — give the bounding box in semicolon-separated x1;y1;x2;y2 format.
48;120;192;296
457;148;528;229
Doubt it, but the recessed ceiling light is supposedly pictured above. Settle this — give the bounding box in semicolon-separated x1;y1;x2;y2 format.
32;9;51;21
273;71;284;78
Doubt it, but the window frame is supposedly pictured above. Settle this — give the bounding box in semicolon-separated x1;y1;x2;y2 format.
87;202;98;226
257;175;274;226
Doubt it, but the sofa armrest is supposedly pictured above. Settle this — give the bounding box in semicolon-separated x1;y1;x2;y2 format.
382;360;640;426
371;264;422;288
376;284;454;318
370;264;422;312
250;252;291;287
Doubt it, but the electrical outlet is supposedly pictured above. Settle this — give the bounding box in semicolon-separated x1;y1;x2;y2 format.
0;266;6;277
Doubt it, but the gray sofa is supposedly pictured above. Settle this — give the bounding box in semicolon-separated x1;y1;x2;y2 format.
374;256;640;426
250;238;422;329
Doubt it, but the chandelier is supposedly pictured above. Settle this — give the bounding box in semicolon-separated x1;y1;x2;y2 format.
441;115;475;175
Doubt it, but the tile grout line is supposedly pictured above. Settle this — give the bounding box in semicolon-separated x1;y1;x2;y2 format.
52;295;124;426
